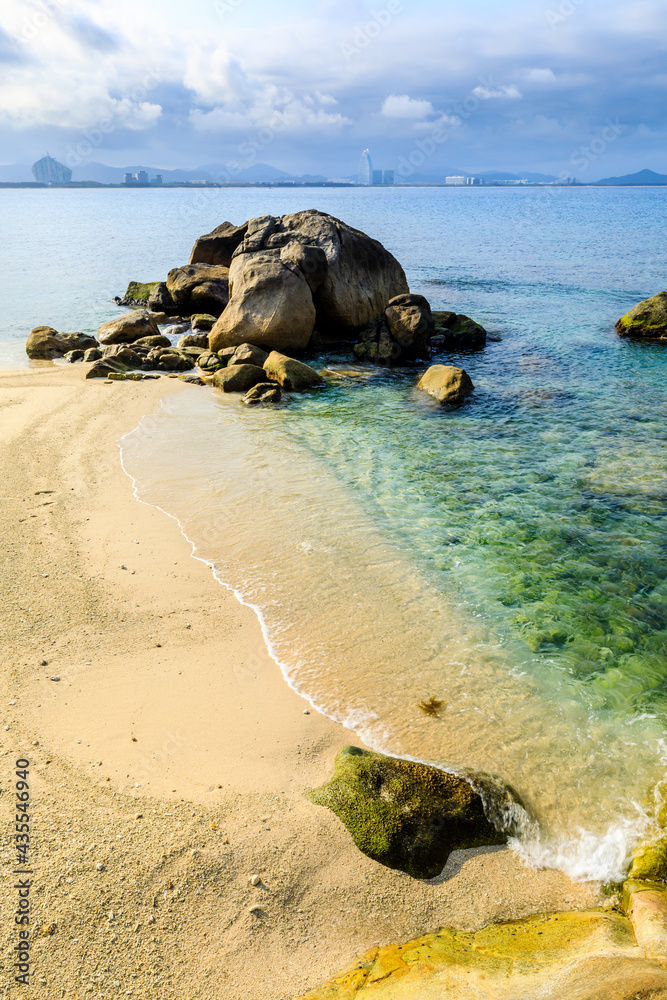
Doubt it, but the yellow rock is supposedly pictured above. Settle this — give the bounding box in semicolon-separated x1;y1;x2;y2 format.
292;909;667;999
623;879;667;967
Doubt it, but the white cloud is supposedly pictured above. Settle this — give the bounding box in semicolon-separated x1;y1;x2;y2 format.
522;68;556;84
381;94;435;119
472;83;522;99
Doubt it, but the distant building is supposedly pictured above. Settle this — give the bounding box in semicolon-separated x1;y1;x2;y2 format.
358;149;373;186
123;173;136;186
466;177;483;185
372;169;383;186
137;170;149;184
32;155;72;184
445;176;466;185
151;175;163;185
383;170;395;186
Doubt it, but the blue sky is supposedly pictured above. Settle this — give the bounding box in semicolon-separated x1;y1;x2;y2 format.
0;0;665;178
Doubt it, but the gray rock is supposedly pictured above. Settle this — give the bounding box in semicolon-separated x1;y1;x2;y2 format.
97;310;159;346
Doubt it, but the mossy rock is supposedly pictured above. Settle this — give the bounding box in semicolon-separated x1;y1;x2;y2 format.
308;746;505;879
616;291;667;340
133;334;172;349
293;909;648;999
629;835;667;882
120;281;160;306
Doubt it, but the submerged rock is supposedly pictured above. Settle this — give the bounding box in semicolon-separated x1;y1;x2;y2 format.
432;311;487;350
212;363;268;393
308;746;505;879
26;327;98;360
417;364;475;406
97;310;159;345
263;351;325;391
616;291;667;340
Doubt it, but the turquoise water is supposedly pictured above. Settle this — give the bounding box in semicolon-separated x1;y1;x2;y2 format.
4;186;667;880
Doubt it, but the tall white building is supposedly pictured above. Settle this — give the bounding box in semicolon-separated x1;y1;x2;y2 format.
358;149;373;186
32;155;72;184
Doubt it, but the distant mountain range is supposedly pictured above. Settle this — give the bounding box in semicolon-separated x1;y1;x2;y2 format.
593;168;667;185
2;160;667;186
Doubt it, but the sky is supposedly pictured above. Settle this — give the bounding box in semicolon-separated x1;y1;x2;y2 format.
0;0;666;180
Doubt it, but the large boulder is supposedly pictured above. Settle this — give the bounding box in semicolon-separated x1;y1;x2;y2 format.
189;221;248;266
385;293;434;360
616;291;667;340
418;364;475;406
209;251;316;354
432;311;487;350
263;351;324;391
276;210;409;336
166;264;229;315
192;210;409;350
26;327;98;360
308;746;505;879
97;310;159;345
212;364;267;393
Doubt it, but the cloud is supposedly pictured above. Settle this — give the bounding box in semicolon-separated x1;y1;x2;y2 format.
63;14;119;53
472;83;522;100
381;95;435;119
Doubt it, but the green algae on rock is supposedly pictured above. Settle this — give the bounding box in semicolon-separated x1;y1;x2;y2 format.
308;746;504;879
616;291;667;340
629;836;667;882
119;280;160;307
293;909;663;999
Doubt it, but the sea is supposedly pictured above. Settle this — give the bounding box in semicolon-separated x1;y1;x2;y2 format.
3;184;667;882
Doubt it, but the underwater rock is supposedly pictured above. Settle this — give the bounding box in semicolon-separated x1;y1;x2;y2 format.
616;291;667;340
432;312;487;350
308;746;505;879
243;382;282;405
417;364;475;406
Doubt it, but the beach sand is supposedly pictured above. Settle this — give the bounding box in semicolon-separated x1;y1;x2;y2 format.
0;365;602;999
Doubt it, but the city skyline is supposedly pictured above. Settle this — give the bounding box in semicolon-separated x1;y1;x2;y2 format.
0;0;666;181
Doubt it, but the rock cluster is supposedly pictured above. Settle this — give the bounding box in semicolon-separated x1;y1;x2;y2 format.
25;211;494;405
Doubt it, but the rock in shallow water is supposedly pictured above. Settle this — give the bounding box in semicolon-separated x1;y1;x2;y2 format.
308;746;505;879
616;291;667;340
417;364;474;406
212;363;267;393
263;351;324;391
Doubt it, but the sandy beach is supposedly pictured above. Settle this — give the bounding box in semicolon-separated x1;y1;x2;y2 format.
0;364;602;999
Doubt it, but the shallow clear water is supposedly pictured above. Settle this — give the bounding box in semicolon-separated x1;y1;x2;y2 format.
4;186;667;880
